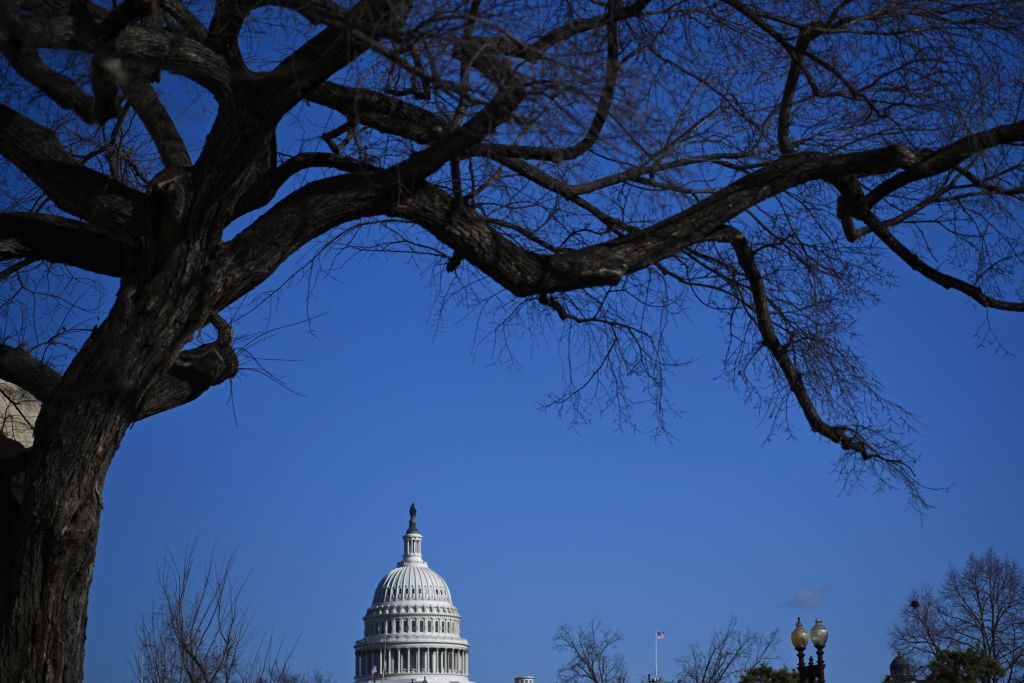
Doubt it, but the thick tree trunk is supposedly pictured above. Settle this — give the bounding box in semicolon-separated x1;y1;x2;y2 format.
0;402;132;682
0;245;215;681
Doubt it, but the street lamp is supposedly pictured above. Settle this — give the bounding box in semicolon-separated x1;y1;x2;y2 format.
790;617;828;683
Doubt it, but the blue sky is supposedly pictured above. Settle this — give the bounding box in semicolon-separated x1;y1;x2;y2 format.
83;247;1024;682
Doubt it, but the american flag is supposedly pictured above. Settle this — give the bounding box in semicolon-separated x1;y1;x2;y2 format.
656;632;665;640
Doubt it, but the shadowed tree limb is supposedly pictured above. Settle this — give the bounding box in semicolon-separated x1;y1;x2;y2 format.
729;231;924;506
136;316;239;419
0;213;138;277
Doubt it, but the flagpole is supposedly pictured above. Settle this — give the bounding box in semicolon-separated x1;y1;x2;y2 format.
655;632;659;681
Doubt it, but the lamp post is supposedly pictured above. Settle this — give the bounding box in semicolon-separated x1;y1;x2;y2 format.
790;617;828;683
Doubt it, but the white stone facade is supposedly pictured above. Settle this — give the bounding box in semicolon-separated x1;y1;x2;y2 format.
354;506;472;683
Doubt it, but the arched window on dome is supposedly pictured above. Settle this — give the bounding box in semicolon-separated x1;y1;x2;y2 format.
412;620;417;632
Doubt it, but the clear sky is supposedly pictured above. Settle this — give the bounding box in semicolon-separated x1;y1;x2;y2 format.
82;246;1024;682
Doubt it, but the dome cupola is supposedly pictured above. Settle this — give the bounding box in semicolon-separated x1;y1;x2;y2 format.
354;505;472;683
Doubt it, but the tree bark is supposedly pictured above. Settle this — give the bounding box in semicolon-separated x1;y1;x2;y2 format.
0;242;221;681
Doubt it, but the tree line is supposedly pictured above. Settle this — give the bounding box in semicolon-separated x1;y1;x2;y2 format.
134;547;1022;683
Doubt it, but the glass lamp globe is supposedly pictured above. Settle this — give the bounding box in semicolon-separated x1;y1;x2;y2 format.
790;617;809;650
810;618;829;648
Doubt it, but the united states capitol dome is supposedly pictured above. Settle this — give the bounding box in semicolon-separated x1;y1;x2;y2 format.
354;505;472;683
372;559;452;606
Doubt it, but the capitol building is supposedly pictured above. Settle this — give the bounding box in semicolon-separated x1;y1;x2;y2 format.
354;504;493;683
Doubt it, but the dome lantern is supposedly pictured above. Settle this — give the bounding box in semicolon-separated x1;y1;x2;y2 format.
402;503;424;564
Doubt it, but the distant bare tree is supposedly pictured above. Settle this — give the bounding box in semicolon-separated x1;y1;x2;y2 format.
133;546;334;683
890;549;1024;683
678;617;778;683
554;621;629;683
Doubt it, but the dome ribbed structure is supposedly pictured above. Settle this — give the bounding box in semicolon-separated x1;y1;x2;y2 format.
354;505;471;683
373;566;451;605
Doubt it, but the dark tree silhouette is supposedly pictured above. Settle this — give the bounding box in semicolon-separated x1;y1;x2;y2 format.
739;665;798;683
553;621;628;683
924;650;1005;683
677;617;777;683
2;0;1024;679
890;549;1024;683
133;547;336;683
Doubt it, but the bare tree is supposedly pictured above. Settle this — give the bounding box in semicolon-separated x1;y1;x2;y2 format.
677;617;778;683
890;549;1024;683
554;621;629;683
133;546;334;683
3;0;1024;678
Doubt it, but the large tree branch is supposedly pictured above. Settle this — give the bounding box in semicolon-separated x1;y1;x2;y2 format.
389;145;937;296
219;63;529;302
0;43;102;124
120;77;192;169
0;212;138;277
214;173;384;308
867;120;1024;206
136;316;239;419
0;105;144;227
0;345;60;402
833;182;1024;312
112;26;233;99
255;0;412;117
0;318;238;423
306;83;446;144
234;152;369;217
